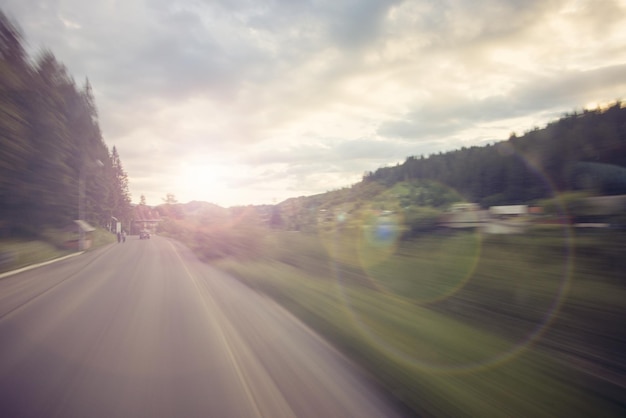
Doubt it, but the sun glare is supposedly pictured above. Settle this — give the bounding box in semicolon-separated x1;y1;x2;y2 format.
583;100;617;111
584;101;599;110
176;163;229;202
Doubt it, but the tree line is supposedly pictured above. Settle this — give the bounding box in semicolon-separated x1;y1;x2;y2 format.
268;102;626;233
0;12;131;236
364;102;626;206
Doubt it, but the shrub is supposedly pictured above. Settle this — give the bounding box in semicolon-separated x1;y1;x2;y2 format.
403;206;442;237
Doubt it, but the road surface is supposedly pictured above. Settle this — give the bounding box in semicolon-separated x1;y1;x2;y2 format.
0;235;407;417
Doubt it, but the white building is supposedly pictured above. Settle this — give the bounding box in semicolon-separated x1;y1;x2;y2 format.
489;205;528;218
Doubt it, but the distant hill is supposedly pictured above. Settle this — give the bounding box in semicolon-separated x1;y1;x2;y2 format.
177;200;227;216
272;102;626;231
152;200;227;220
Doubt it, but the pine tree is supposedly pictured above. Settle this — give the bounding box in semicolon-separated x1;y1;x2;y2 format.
0;13;135;235
110;146;132;226
0;12;35;233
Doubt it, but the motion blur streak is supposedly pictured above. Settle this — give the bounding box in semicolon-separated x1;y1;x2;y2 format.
216;226;626;417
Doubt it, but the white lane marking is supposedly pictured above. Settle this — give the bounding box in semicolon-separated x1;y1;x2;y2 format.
168;241;280;418
0;252;84;279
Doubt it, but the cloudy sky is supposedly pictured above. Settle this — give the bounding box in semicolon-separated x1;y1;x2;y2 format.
3;0;626;207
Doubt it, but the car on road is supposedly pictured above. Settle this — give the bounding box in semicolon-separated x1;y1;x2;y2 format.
139;230;151;239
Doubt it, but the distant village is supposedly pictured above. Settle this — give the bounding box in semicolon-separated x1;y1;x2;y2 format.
440;195;626;233
92;190;626;248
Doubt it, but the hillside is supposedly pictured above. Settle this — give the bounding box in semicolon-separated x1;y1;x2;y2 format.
272;103;626;231
365;102;626;204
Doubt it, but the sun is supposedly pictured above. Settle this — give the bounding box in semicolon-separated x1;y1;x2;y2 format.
175;162;229;202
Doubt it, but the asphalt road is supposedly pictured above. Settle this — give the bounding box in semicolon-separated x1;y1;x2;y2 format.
0;235;407;418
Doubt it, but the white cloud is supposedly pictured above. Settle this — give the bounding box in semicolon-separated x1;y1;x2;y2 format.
3;0;626;206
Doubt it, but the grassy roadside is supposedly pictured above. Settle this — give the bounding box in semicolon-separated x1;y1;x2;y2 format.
0;228;116;274
214;228;626;417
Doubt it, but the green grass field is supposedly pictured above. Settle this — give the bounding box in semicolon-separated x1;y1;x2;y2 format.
0;228;116;274
215;227;626;417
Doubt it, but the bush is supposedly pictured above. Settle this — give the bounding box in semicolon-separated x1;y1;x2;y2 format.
403;206;442;237
537;191;592;218
160;210;267;260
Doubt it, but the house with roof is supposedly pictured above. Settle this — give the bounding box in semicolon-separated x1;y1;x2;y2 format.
130;205;162;235
489;205;529;219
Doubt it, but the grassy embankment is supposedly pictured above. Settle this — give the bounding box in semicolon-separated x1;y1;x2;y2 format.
0;228;116;274
214;226;626;417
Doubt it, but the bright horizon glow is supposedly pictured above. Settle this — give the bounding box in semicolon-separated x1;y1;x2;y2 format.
174;162;234;205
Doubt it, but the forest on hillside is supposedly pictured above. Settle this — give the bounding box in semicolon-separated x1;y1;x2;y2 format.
0;12;131;236
266;103;626;234
364;103;626;206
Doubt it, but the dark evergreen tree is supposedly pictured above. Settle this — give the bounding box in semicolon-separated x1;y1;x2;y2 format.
364;102;626;206
110;146;132;226
0;13;134;236
0;12;35;233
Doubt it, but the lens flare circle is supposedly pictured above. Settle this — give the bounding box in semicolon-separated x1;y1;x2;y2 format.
326;151;574;375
